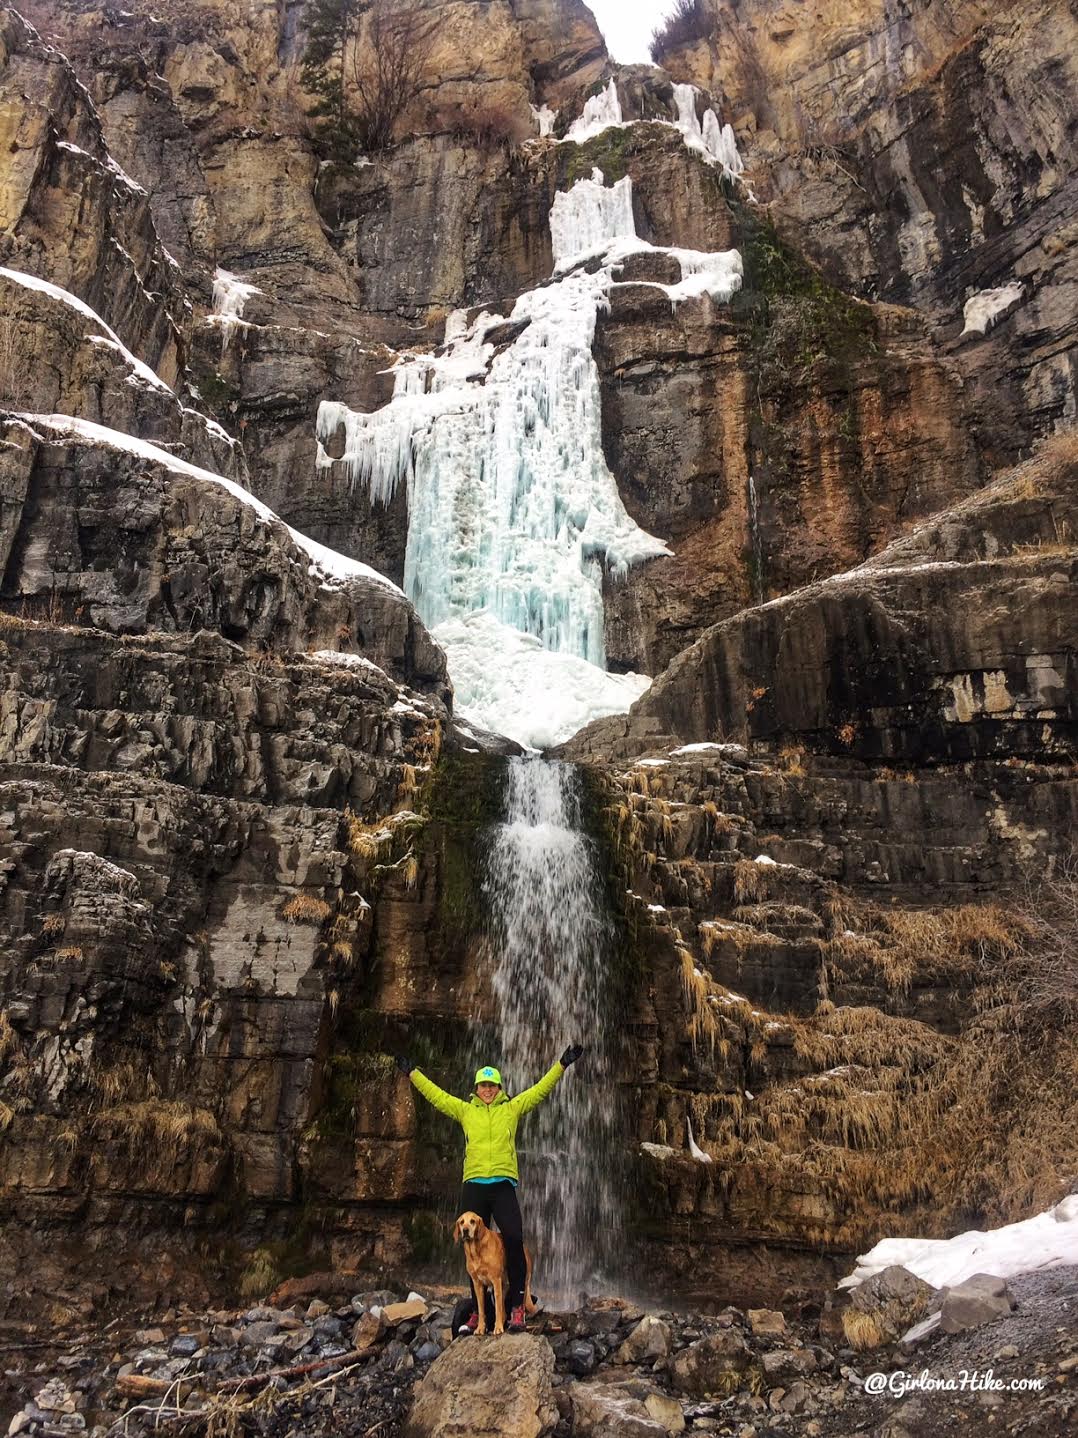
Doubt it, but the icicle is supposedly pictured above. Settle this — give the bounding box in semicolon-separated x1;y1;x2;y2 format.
211;268;260;352
530;102;558;138
566;78;623;142
549;169;636;267
687;1115;713;1163
670;82;744;178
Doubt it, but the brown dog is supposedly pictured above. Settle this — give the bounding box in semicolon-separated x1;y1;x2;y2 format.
452;1211;538;1335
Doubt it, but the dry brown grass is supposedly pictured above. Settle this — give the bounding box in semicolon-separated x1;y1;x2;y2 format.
281;894;333;925
93;1100;219;1159
843;1309;889;1351
734;858;772;904
40;913;65;936
91;1059;156;1106
778;744;806;776
0;1099;13;1132
0;1009;15;1064
54;945;84;961
827;901;1021;994
344;809;393;861
239;1247;280;1301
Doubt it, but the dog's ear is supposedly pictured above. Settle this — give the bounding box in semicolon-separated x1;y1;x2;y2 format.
452;1216;464;1245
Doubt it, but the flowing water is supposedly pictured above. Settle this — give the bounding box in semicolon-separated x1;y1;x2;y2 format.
482;756;620;1303
312;91;747;1287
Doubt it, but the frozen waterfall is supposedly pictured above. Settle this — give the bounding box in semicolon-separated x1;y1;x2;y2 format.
565;77;623;142
671;83;745;177
483;757;621;1302
316;169;742;749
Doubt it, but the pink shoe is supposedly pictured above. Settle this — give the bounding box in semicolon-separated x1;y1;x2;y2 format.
508;1305;526;1333
458;1309;479;1337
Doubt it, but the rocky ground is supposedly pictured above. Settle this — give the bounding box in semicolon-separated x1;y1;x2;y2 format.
1;1267;1073;1438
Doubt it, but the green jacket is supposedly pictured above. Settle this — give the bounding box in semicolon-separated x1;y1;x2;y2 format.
410;1062;565;1183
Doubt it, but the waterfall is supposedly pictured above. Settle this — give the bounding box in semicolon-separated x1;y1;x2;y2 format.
315;171;740;748
483;757;619;1303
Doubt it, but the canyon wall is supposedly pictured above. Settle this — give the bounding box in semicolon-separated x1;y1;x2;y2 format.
0;0;1075;1315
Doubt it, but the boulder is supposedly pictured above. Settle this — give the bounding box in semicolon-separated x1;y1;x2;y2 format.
383;1299;428;1326
571;1384;669;1438
404;1334;556;1438
939;1274;1016;1334
615;1315;673;1365
843;1266;938;1350
643;1392;686;1432
668;1331;760;1397
747;1309;786;1337
761;1348;817;1385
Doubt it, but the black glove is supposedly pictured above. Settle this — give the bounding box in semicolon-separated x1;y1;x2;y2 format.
395;1054;414;1077
560;1044;584;1067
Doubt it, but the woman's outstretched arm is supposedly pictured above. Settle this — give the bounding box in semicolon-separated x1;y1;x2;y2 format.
510;1045;585;1115
397;1055;467;1121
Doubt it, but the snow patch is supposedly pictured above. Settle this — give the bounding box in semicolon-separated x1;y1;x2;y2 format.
960;282;1024;337
432;611;651;752
0;265;171;393
17;413;403;595
309;651;393;683
840;1197;1078;1293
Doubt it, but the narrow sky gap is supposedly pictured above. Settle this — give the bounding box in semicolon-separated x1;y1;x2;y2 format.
587;0;667;65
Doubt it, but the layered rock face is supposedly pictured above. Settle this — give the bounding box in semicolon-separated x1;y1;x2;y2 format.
0;0;1075;1320
654;0;1078;465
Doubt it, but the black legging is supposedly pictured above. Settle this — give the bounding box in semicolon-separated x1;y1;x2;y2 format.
461;1179;526;1309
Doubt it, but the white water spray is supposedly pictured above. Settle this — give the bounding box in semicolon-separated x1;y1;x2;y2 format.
483;757;619;1302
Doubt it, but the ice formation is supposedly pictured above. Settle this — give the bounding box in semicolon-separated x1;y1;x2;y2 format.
549;169;635;263
960;281;1024;337
671;83;744;177
559;78;744;180
436;613;651;751
565;77;624;142
212;268;261;349
530;102;558;138
316;170;743;749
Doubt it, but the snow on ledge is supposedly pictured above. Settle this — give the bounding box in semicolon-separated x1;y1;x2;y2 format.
0;265;171;392
13;413;404;596
839;1195;1078;1293
960;281;1024;337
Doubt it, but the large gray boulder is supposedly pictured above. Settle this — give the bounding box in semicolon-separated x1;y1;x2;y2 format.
614;1314;673;1365
404;1334;557;1438
939;1273;1016;1333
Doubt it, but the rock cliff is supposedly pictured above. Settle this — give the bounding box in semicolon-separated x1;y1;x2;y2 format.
0;0;1075;1323
653;0;1078;465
